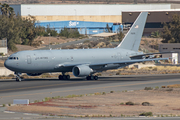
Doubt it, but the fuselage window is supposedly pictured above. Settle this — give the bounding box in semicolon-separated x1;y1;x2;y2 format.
8;57;19;60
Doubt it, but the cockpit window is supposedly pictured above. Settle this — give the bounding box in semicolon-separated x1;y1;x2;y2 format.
8;57;19;60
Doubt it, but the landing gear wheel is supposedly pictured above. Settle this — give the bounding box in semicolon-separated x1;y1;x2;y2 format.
86;76;90;80
94;76;98;80
86;75;98;80
90;76;94;80
58;75;63;80
58;75;70;80
66;75;70;80
63;75;66;80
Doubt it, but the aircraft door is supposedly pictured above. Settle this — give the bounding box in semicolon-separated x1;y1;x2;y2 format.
27;55;31;64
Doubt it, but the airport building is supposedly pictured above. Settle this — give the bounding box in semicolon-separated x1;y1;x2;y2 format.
0;39;7;55
159;44;180;63
10;4;180;35
122;10;180;35
35;20;122;34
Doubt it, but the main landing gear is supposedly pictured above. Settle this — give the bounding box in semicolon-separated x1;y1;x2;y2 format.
14;72;22;82
86;75;98;80
58;73;70;80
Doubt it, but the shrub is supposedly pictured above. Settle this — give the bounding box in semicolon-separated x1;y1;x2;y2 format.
59;27;81;38
65;94;77;98
44;97;51;101
120;102;124;105
139;112;153;116
155;86;159;89
110;91;114;93
152;67;157;71
161;86;166;88
102;92;106;95
8;74;14;77
34;100;39;103
125;101;134;105
41;73;51;78
96;73;102;76
142;102;152;106
116;72;120;75
2;104;5;107
94;92;101;95
144;87;153;90
85;115;89;117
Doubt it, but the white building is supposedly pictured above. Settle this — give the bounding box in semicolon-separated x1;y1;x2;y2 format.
10;4;180;23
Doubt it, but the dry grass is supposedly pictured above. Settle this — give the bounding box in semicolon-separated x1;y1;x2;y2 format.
167;84;180;88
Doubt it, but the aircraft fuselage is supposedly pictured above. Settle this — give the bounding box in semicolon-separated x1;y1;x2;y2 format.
5;48;140;73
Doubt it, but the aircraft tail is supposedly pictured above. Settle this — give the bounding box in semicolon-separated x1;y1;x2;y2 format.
117;12;148;51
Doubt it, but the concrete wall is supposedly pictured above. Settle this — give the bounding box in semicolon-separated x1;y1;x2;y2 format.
0;47;7;55
0;67;14;76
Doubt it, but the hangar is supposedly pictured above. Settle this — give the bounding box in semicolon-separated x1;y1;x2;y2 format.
11;4;173;22
122;10;180;35
10;4;180;35
35;20;122;34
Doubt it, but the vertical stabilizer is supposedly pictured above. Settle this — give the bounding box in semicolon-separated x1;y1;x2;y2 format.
117;12;148;51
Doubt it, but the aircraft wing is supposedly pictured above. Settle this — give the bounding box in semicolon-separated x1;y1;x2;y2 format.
130;51;175;59
55;57;169;69
89;57;169;67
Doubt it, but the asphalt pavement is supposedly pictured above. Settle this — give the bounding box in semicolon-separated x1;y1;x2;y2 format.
1;74;180;104
1;74;180;120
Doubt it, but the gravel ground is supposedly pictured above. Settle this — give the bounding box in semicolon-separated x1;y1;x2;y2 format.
7;88;180;117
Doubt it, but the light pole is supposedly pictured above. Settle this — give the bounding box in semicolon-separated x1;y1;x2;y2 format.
48;33;50;49
74;9;77;28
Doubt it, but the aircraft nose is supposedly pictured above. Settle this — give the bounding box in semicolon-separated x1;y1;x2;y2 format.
4;60;11;69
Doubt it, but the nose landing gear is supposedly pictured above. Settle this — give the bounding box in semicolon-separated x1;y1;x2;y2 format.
14;72;22;82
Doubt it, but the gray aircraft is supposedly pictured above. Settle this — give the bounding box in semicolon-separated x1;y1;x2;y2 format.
4;12;168;81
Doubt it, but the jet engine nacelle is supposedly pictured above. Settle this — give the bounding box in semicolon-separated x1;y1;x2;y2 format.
27;73;42;76
72;65;93;77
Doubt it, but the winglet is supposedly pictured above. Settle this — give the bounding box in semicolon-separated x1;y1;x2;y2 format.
117;12;148;51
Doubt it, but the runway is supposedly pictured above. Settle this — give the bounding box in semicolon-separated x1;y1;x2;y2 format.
1;74;180;105
1;74;180;120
